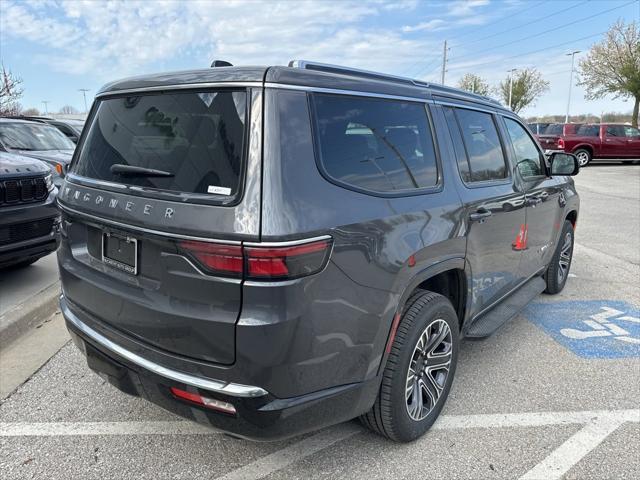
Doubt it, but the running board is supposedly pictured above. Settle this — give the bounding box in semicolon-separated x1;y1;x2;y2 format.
465;276;546;339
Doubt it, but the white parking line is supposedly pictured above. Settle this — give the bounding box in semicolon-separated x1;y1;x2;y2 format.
0;420;214;437
1;409;638;480
215;423;363;480
2;409;637;438
519;416;628;480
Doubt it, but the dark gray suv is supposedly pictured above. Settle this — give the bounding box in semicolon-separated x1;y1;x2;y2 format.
56;61;580;442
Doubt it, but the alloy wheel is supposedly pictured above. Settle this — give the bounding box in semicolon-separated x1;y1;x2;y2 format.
557;231;573;283
405;319;453;421
576;151;589;167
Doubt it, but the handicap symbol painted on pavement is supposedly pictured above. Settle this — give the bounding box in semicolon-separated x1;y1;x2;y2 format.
524;300;640;359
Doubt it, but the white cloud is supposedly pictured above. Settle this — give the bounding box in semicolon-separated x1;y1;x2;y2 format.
0;0;432;80
402;19;446;32
447;0;490;17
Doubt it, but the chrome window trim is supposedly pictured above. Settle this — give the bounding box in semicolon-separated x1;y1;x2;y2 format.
96;82;263;98
264;82;432;104
244;235;332;247
56;201;242;245
433;99;499;115
62;297;268;398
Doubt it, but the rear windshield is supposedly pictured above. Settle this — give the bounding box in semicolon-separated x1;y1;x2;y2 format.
73;90;247;198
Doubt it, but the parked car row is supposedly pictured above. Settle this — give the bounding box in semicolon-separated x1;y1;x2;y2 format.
0;116;83;269
529;122;640;166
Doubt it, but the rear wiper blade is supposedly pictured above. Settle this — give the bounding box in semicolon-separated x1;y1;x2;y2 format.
110;164;174;177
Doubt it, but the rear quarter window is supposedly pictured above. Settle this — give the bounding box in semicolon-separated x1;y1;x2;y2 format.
311;94;439;194
73;90;247;202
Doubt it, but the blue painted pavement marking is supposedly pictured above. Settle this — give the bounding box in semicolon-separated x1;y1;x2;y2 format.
524;300;640;359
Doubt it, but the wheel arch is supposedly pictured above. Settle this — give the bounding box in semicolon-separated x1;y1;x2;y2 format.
376;258;467;379
572;144;593;156
566;209;578;227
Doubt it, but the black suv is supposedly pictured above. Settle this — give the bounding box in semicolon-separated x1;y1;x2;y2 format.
56;61;580;442
0;152;59;268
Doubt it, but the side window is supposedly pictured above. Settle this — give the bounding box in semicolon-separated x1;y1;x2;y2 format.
576;125;599;137
312;94;438;193
504;117;544;178
443;107;471;182
606;125;625;137
454;108;508;182
624;126;640;138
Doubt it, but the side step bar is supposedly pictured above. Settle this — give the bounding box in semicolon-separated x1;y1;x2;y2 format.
465;276;546;339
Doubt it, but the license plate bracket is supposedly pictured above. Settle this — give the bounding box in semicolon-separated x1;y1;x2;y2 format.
102;232;138;275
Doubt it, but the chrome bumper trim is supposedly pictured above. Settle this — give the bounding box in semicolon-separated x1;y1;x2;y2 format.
61;296;268;398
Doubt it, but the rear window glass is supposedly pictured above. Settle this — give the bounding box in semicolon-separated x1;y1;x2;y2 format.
73;90;247;198
311;94;438;193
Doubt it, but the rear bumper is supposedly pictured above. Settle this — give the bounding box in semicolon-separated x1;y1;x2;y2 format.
61;295;380;440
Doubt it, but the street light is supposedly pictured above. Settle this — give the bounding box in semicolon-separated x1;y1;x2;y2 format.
507;69;518;110
565;51;581;123
41;101;50;115
78;89;90;114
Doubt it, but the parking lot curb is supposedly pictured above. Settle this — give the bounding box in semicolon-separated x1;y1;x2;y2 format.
0;282;61;348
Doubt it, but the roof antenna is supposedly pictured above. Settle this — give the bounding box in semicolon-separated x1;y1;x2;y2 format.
211;60;233;67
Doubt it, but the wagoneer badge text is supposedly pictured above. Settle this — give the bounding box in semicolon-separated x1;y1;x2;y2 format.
62;185;175;219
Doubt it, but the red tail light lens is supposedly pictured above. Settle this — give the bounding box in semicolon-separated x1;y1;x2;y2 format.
558;138;565;149
246;239;332;280
178;238;332;280
179;241;243;276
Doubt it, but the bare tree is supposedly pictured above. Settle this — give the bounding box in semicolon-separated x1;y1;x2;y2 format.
0;65;24;116
457;73;490;96
21;107;40;116
578;20;640;128
496;68;549;114
59;105;79;115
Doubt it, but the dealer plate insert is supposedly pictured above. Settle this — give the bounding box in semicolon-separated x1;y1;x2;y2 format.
102;232;138;275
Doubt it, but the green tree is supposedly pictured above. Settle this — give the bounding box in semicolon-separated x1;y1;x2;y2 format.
457;73;490;96
578;20;640;128
496;68;549;114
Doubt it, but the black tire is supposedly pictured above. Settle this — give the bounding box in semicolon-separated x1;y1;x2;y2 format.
360;290;459;442
545;220;574;294
574;148;591;167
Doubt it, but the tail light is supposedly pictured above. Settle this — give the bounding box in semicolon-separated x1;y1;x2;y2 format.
179;237;332;280
179;241;243;277
558;138;565;149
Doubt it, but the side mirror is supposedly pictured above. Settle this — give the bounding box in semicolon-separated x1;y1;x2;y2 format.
549;152;579;176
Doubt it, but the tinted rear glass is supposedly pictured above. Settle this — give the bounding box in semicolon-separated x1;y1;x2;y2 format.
312;94;438;193
73;90;247;198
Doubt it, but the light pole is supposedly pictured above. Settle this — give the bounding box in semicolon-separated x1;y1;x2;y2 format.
565;50;580;123
507;68;518;110
78;89;90;114
41;101;50;115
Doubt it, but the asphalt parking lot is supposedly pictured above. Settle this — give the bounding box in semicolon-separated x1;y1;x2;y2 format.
1;164;639;480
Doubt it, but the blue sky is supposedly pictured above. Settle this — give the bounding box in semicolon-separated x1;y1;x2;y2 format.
1;0;638;117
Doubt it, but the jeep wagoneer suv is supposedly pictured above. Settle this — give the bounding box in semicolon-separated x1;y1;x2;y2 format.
57;60;580;442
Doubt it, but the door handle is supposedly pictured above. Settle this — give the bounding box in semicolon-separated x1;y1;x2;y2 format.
469;210;493;222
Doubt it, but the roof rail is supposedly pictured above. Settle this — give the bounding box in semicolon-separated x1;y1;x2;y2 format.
288;60;430;88
288;59;502;107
